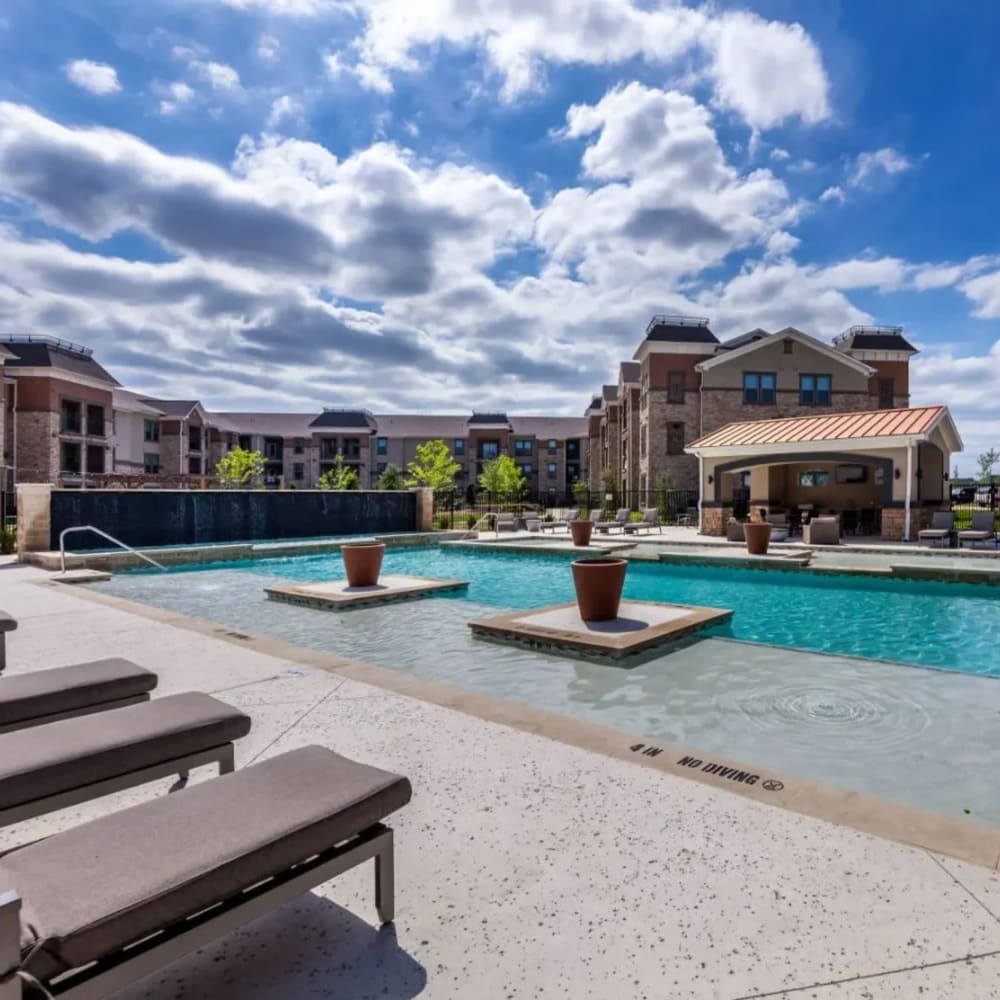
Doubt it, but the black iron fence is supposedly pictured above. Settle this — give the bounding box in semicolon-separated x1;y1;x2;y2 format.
431;488;700;531
949;480;998;531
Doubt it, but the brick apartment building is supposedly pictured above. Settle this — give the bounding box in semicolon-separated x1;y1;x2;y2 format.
0;335;587;496
587;316;917;497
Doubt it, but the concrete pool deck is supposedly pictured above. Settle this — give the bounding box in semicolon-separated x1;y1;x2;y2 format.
5;561;1000;998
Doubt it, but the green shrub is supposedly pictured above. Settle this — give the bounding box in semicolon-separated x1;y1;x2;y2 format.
466;513;478;529
0;527;16;554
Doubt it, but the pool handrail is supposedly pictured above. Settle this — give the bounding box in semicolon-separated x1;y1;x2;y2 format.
59;526;167;574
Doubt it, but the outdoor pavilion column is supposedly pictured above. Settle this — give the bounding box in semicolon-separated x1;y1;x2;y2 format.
904;442;913;541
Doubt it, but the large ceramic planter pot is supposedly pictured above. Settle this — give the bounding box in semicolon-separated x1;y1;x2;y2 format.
570;520;594;547
571;557;628;622
341;542;385;587
743;522;772;556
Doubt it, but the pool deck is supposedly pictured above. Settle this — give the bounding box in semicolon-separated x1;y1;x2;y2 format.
5;558;1000;998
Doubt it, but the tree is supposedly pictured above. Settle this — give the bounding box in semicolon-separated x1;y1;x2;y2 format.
376;463;405;490
317;455;359;490
478;454;525;494
571;477;590;508
405;439;461;490
600;468;620;515
977;449;1000;484
215;447;265;489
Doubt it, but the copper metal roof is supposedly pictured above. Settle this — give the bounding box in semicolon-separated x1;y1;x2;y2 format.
688;406;947;450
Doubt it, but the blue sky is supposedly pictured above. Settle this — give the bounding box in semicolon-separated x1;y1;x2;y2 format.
0;0;997;471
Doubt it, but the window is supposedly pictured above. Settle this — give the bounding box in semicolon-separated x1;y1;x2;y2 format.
453;439;465;456
800;374;832;406
143;453;160;474
344;438;360;458
547;439;557;454
480;440;499;460
60;441;81;474
86;404;105;437
293;437;305;454
238;435;252;451
60;399;81;434
188;457;201;475
293;463;304;481
878;377;895;409
376;437;388;455
743;372;776;404
667;422;685;456
86;444;104;474
667;371;686;404
514;439;533;456
264;438;282;460
520;463;533;476
640;371;649;401
188;426;201;452
799;470;830;488
566;463;579;481
547;462;558;479
783;338;794;354
226;434;235;450
143;419;160;443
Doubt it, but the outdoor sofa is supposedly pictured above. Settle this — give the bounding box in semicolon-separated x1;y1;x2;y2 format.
958;510;997;548
764;513;790;543
0;692;250;828
0;745;412;999
802;516;840;546
917;511;954;547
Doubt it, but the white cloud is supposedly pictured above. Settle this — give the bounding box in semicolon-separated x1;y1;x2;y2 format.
764;231;800;257
818;257;907;290
257;33;280;60
157;81;196;116
267;95;303;127
820;185;846;204
217;0;334;13
849;147;913;188
64;59;122;96
325;52;394;94
193;60;241;90
770;147;790;162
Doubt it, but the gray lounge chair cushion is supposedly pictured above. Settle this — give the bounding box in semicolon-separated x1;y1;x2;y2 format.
1;745;412;981
0;658;157;727
0;692;251;810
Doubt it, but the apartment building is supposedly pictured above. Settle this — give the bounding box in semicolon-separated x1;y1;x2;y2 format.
588;316;917;495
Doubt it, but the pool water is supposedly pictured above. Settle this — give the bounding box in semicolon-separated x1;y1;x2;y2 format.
172;546;1000;674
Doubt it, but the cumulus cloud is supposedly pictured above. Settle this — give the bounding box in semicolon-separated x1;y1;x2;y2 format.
156;81;195;116
849;147;913;188
192;60;241;90
64;59;121;95
267;95;303;127
819;185;846;204
325;52;393;95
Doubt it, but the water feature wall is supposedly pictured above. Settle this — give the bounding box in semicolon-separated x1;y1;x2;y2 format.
48;489;418;549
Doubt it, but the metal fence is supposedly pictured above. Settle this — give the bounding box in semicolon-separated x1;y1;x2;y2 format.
949;480;998;531
431;488;700;531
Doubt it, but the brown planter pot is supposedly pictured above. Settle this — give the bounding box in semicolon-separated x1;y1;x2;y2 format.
341;542;385;587
743;522;772;556
570;520;594;546
571;558;628;622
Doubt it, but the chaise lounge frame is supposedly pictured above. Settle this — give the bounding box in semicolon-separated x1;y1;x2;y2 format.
0;823;395;1000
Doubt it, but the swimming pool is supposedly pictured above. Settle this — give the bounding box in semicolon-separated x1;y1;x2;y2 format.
143;545;1000;674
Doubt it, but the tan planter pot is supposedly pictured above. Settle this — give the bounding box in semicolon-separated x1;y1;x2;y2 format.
570;520;594;546
341;542;385;587
743;522;772;556
571;557;628;622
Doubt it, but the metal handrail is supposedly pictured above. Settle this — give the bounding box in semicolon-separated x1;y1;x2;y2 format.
59;526;166;573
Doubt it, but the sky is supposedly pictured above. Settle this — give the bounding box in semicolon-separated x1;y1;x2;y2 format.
0;1;997;472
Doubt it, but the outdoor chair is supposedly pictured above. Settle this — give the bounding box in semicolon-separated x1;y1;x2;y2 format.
588;509;602;523
802;516;840;546
541;508;579;532
726;519;744;542
0;692;250;828
764;513;790;543
917;511;954;547
0;657;158;734
625;508;661;534
0;745;411;1000
677;506;699;527
494;512;517;532
595;508;630;533
958;510;998;548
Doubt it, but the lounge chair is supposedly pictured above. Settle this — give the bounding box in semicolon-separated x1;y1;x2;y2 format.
803;516;840;546
0;692;250;828
917;511;954;547
764;513;790;543
625;508;662;534
494;512;517;532
541;508;579;532
588;509;602;523
0;658;157;734
595;508;630;533
958;510;997;548
0;745;411;999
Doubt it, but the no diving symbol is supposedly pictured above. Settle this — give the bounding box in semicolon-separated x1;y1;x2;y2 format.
762;779;784;792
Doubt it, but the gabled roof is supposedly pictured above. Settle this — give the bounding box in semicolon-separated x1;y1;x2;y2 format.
309;409;377;431
142;399;202;420
695;327;875;376
467;412;511;427
113;389;167;417
687;405;962;453
643;315;719;344
721;328;770;350
1;336;120;385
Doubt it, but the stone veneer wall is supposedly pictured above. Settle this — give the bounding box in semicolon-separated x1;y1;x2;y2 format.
641;390;701;491
15;412;59;482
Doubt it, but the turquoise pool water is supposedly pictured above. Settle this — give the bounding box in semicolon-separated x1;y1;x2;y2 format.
150;546;1000;674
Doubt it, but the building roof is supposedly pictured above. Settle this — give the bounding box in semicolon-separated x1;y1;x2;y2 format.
467;412;511;426
141;399;202;419
721;328;770;350
373;414;469;438
209;412;318;436
601;385;618;403
510;416;587;438
619;361;640;384
687;405;958;451
834;325;918;353
586;395;604;414
644;315;719;345
113;389;167;417
309;409;377;431
1;336;121;385
696;327;874;376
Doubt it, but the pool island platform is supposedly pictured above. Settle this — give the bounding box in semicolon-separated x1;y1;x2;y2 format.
265;574;469;610
469;599;733;661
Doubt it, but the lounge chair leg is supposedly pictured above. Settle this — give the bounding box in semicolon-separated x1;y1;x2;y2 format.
169;771;190;792
0;891;21;1000
218;744;235;775
0;634;6;676
375;830;395;925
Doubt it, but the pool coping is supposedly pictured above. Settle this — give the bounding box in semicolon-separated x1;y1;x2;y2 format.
46;575;1000;872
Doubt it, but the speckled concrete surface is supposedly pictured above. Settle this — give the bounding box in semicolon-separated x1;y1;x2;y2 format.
2;560;1000;999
